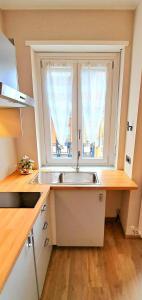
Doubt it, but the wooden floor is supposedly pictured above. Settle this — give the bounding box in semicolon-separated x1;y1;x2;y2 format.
41;223;142;300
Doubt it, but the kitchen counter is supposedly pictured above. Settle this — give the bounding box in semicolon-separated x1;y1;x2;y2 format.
0;191;50;293
0;169;137;191
0;171;50;292
0;169;137;292
51;169;138;190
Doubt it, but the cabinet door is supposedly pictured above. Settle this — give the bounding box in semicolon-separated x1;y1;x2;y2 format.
0;235;38;300
33;196;52;298
33;200;49;261
55;190;106;247
0;33;18;89
36;238;52;297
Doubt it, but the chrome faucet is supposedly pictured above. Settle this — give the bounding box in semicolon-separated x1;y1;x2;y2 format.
76;150;80;173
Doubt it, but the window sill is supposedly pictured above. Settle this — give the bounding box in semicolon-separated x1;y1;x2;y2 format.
40;166;115;172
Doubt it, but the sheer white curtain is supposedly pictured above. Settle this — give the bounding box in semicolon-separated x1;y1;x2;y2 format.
46;63;73;146
81;65;107;146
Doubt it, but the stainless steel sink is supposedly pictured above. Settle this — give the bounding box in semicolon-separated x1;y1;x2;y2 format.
0;192;41;208
30;171;100;185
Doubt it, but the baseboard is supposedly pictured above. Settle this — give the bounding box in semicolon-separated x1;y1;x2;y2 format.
106;217;141;239
121;225;141;239
125;234;141;239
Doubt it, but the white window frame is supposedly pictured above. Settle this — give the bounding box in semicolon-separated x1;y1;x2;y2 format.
33;52;120;167
41;60;78;165
77;60;115;166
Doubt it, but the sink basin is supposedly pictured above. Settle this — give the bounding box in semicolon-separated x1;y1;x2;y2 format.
58;172;99;184
30;171;100;185
0;192;41;208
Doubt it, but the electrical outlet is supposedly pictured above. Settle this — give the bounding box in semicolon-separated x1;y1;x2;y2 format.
130;225;140;236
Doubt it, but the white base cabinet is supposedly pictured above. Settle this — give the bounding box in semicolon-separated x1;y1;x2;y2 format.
36;243;52;297
0;194;52;300
0;189;107;299
55;190;106;247
33;196;52;298
0;235;38;300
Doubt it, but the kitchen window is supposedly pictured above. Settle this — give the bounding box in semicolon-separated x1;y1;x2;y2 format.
38;53;120;167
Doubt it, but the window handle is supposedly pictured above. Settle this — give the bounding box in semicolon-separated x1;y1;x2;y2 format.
78;129;81;140
77;150;81;159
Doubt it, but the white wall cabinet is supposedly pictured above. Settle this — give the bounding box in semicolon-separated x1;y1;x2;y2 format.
0;33;18;89
33;196;52;298
55;190;106;247
0;234;38;300
0;33;21;138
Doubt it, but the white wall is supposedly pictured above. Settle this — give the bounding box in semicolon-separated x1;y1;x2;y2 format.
125;3;142;176
0;12;18;180
2;9;134;170
0;138;17;180
122;2;142;235
16;108;38;167
124;77;142;235
0;10;3;31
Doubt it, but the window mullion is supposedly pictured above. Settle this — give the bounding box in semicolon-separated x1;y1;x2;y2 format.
77;63;82;161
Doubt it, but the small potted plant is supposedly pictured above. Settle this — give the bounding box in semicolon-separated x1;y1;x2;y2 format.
18;155;34;175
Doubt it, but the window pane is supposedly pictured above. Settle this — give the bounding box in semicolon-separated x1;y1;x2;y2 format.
46;64;73;159
81;65;107;159
50;117;72;158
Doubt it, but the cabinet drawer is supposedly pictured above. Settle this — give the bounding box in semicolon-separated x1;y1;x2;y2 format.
33;200;49;260
36;237;52;298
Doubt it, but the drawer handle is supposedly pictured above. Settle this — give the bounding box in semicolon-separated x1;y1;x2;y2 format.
99;193;103;202
41;204;47;212
44;238;49;247
27;235;33;248
43;221;48;230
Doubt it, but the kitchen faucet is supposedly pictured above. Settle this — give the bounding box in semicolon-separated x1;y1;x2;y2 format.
76;150;80;173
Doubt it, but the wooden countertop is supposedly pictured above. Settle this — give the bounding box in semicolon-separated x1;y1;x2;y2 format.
50;169;138;190
0;169;137;292
0;170;49;192
0;169;137;191
0;171;50;293
0;191;50;293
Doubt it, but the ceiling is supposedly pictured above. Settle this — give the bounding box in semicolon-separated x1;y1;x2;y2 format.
0;0;140;10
